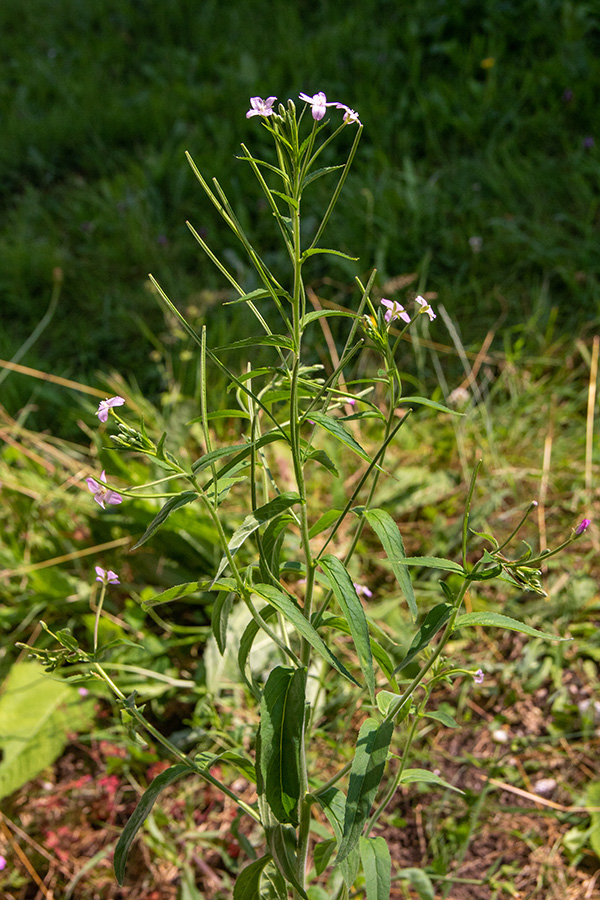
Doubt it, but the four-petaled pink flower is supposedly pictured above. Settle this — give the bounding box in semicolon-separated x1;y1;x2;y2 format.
95;566;120;584
96;396;125;422
246;96;277;119
474;669;484;684
415;295;436;321
336;103;361;125
299;91;336;121
86;470;123;509
381;298;411;325
575;519;591;535
353;582;373;599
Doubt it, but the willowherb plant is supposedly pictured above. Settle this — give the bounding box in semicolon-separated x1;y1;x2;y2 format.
26;92;590;899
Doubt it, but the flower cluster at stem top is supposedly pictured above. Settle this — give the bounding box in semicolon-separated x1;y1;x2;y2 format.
246;92;361;125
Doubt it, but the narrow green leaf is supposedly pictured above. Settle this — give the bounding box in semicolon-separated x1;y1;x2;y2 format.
266;824;307;899
259;666;306;826
141;578;236;609
301;164;344;188
205;408;251;421
313;787;360;889
192;443;250;474
363;509;416;620
319;615;398;687
393;603;453;673
454;612;571;641
397;869;435;900
308;509;343;540
398;768;464;794
301;248;359;262
314;839;336;876
114;763;193;884
132;492;198;550
213;492;301;583
359;836;391;900
260;514;294;582
212;591;235;654
195;749;256;783
238;605;278;696
233;855;272;900
319;555;375;703
308;411;371;463
401;557;465;572
270;189;298;210
337;718;394;863
303;447;339;476
400;396;463;415
422;709;458;728
301;309;358;327
253;584;360;686
214;334;294;351
196;432;289;482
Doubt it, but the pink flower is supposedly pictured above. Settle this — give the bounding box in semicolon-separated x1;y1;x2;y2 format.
415;295;436;321
353;582;373;599
78;687;90;697
473;669;484;684
575;519;591;535
95;566;120;584
86;470;123;509
381;298;411;324
96;396;125;422
299;91;336;121
246;96;277;118
0;854;6;870
335;103;361;125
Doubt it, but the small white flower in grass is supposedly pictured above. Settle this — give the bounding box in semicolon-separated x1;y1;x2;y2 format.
415;295;436;321
335;103;361;125
95;566;120;584
381;297;411;324
96;396;125;422
86;470;123;509
246;96;277;118
353;582;373;599
473;668;484;684
299;91;336;121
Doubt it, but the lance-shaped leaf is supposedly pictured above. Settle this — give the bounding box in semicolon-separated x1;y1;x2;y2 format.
308;411;382;469
362;509;416;620
359;836;391;900
319;555;375;703
259;666;306;825
132;492;198;550
400;556;465;572
259;514;294;582
114;763;193;884
397;768;464;794
214;334;294;351
399;395;463;415
453;611;571;641
313;787;360;889
238;605;278;696
213;492;300;583
212;591;236;654
266;824;307;899
253;583;360;686
319;615;398;688
141;577;236;609
192;431;286;476
233;855;272;900
393;602;453;674
337;717;394;863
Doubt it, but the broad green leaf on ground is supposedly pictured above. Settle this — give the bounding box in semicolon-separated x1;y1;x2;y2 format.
337;718;394;863
259;666;306;826
398;768;464;794
233;855;272;900
132;491;198;549
252;584;360;686
0;661;94;801
393;602;453;673
359;836;391;900
319;555;375;703
454;612;571;641
114;763;193;884
362;509;416;619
